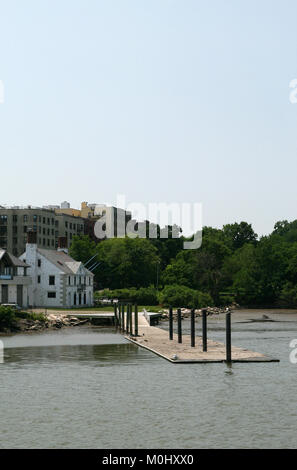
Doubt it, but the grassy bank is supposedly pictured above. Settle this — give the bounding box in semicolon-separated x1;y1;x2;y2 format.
0;306;47;333
36;305;163;313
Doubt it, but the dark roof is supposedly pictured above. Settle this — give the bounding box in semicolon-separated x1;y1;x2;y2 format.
37;248;93;276
0;249;29;268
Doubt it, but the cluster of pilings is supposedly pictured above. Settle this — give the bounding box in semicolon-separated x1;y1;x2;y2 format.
169;307;232;363
114;303;139;337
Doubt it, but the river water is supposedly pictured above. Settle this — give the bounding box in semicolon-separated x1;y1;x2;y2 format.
1;310;297;449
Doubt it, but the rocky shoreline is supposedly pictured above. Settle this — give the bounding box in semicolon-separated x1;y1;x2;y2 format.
0;313;90;335
159;305;238;320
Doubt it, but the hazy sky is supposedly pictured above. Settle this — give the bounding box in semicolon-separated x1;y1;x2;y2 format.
0;0;297;236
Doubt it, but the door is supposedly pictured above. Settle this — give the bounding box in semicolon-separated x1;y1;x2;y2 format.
1;285;8;303
17;285;23;307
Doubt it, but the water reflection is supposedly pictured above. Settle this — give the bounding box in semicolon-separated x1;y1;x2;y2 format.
1;318;297;449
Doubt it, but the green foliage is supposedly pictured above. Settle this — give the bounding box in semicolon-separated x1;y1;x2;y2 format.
69;218;297;308
69;235;97;265
158;285;214;308
95;238;160;289
0;307;47;331
16;311;47;322
96;286;159;305
0;306;17;330
279;282;297;306
223;222;258;250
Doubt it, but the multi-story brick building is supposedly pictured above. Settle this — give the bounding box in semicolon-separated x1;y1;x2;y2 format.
56;201;132;240
0;206;85;257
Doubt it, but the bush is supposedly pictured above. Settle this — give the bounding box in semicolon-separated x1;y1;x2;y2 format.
0;306;17;330
95;287;159;305
0;307;47;331
158;285;214;308
16;311;47;323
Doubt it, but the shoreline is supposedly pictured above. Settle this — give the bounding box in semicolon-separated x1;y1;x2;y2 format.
1;307;297;337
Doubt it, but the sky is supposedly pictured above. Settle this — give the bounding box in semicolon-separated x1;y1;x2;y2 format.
0;0;297;236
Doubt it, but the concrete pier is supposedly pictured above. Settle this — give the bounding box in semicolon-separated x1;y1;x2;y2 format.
125;313;279;363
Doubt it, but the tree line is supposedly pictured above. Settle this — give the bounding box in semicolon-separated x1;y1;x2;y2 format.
69;220;297;307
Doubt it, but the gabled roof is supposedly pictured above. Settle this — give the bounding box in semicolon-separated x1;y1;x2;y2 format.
0;249;29;268
36;248;94;276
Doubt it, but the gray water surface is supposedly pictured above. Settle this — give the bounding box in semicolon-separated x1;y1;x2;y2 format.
1;316;297;449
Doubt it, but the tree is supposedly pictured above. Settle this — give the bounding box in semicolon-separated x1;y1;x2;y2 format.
95;237;160;289
69;235;97;265
223;222;258;250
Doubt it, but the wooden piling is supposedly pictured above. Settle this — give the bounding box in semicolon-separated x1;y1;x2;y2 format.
169;306;173;340
121;303;125;332
191;309;195;347
134;304;138;336
177;308;182;343
129;304;133;335
126;304;129;334
202;309;207;352
226;311;232;363
114;303;118;326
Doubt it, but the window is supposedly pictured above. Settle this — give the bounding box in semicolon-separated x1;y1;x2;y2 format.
38;259;41;267
68;276;71;285
65;221;68;228
23;215;28;222
70;223;72;229
13;226;17;234
47;218;50;225
43;217;45;224
33;215;37;222
38;275;41;284
49;275;55;285
47;292;56;298
23;226;27;233
13;215;18;223
47;239;50;246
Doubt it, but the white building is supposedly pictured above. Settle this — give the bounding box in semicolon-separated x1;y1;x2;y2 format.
0;249;31;308
20;236;94;308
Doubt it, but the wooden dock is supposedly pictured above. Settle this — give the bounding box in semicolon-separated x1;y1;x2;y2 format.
125;313;279;363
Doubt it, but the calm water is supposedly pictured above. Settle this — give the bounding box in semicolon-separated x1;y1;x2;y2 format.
1;314;297;449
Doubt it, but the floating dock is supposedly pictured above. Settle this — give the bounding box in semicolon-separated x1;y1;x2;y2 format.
125;313;279;363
